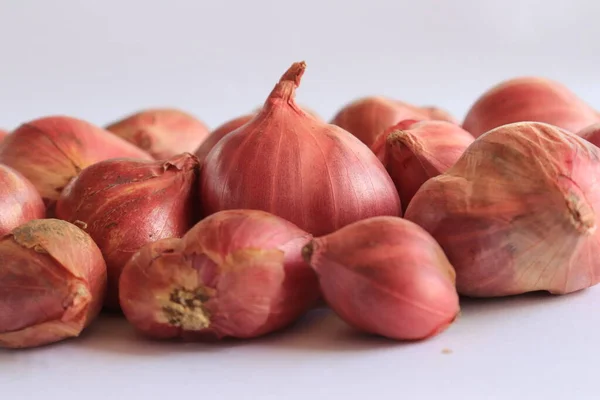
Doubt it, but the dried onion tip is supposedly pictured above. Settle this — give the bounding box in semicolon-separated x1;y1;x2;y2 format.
0;219;107;348
405;122;600;297
119;209;320;340
200;62;401;236
303;216;459;340
0;165;46;236
106;108;210;160
55;153;199;310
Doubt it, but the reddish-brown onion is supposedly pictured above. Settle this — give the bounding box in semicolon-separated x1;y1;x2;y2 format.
119;209;320;340
371;120;474;212
463;77;600;137
0;116;153;210
405;122;600;297
0;165;46;236
194;114;255;164
55;153;199;310
578;123;600;147
331;96;458;147
200;62;401;236
106;108;210;160
302;216;459;340
0;129;7;141
0;219;107;348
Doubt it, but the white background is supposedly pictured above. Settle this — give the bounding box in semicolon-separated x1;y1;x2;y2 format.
2;1;600;399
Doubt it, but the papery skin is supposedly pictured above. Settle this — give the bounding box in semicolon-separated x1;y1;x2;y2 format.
106;108;210;160
0;219;107;348
578;123;600;147
119;209;320;340
331;96;457;147
405;121;600;297
303;216;459;340
372;120;474;212
0;165;46;236
463;77;600;137
194;114;254;164
55;153;199;310
200;62;401;236
0;116;153;210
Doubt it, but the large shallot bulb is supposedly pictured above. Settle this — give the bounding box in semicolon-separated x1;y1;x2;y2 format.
371;120;474;212
55;153;199;310
106;108;210;160
331;96;458;147
0;219;107;348
463;77;600;137
200;62;401;236
119;209;320;340
302;216;459;340
194;114;254;164
0;116;153;210
0;165;46;236
405;122;600;297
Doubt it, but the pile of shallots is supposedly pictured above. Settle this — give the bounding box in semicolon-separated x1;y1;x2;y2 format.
1;62;600;349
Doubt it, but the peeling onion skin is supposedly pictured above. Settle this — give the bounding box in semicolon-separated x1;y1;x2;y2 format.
405;122;600;297
106;108;210;160
200;62;401;236
463;77;600;138
0;165;46;236
0;219;107;349
0;116;153;211
119;210;320;340
194;114;254;164
371;120;474;212
55;153;199;310
302;216;459;341
331;96;458;147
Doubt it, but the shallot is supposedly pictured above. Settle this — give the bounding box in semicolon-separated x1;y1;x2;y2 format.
0;165;46;236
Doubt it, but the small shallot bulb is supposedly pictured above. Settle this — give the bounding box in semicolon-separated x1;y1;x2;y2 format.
119;210;320;340
106;108;210;160
331;96;457;147
194;114;254;164
0;116;153;210
0;165;46;236
578;123;600;147
200;62;401;236
405;122;600;297
463;77;600;137
371;120;474;212
302;216;459;340
55;153;199;310
0;219;107;348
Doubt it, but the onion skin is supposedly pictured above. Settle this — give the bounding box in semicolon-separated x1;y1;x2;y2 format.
372;120;474;212
55;153;199;310
302;216;459;340
0;219;107;349
0;116;153;211
119;209;320;340
0;165;46;236
463;77;600;137
194;114;254;164
200;62;401;236
578;123;600;147
405;122;600;297
106;108;210;160
331;96;457;147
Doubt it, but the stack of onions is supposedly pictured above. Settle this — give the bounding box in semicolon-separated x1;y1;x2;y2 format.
106;108;210;160
0;116;153;211
200;62;401;235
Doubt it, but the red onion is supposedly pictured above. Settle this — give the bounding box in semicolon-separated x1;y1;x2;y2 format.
0;129;7;141
200;62;401;236
371;120;474;212
55;153;199;310
119;209;319;340
463;77;600;137
0;219;107;348
0;116;153;210
302;216;459;340
194;114;254;164
331;96;457;147
405;122;600;297
0;165;46;236
106;108;210;160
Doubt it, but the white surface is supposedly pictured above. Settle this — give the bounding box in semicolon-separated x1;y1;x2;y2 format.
2;1;600;399
2;288;599;400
